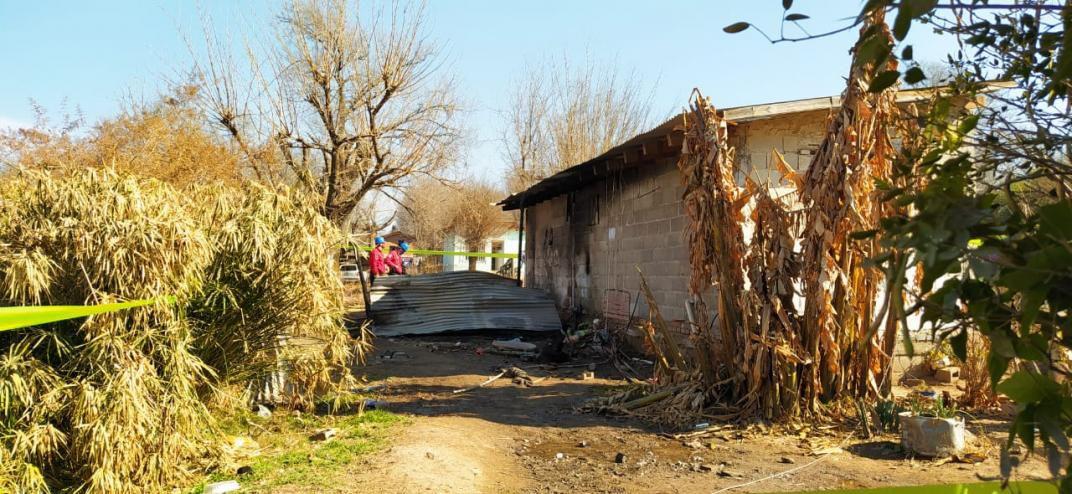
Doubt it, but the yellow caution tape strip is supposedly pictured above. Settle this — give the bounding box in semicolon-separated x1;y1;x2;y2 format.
354;245;518;259
0;296;176;332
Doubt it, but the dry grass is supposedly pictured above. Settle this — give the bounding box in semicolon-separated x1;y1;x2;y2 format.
0;168;363;493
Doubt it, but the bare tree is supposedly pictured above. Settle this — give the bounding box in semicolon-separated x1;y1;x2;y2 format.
193;0;461;226
502;57;657;192
397;178;512;271
395;176;456;248
448;181;512;271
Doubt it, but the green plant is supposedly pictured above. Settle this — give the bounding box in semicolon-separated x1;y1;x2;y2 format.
191;408;402;493
876;399;905;432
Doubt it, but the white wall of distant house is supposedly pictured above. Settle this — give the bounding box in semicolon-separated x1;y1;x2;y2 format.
442;230;520;273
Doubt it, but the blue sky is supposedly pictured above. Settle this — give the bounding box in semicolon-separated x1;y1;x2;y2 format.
0;1;958;179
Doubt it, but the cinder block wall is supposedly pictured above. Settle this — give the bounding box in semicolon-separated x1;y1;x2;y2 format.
524;157;692;324
521;110;829;334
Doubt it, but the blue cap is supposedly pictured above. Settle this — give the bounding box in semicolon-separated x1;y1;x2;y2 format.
374;236;385;245
399;241;409;252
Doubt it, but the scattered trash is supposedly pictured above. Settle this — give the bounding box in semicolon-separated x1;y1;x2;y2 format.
555;452;565;460
493;338;539;352
309;428;337;441
578;440;589;448
204;480;241;494
504;366;536;386
579;371;595;380
614;452;627;464
236;465;253;476
684;440;703;449
363;399;388;410
379;350;411;360
694;422;710;430
254;404;272;418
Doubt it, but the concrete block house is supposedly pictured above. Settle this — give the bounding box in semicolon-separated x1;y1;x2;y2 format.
498;88;959;332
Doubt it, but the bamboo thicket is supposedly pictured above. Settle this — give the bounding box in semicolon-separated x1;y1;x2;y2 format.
0;168;360;493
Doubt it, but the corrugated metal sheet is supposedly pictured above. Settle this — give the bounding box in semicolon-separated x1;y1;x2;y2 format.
368;271;562;336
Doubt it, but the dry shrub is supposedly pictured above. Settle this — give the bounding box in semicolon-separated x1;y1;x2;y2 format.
191;183;362;405
0;168;358;492
958;331;998;408
0;86;245;187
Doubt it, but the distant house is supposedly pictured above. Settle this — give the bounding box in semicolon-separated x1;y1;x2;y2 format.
442;230;520;276
498;86;1002;326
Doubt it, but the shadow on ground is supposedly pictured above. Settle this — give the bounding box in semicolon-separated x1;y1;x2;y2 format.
361;335;654;430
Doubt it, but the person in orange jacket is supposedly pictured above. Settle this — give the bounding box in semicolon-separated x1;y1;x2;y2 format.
385;241;409;275
369;236;388;284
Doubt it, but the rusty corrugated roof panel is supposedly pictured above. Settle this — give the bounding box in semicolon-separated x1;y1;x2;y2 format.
368;271;563;336
497;82;1014;211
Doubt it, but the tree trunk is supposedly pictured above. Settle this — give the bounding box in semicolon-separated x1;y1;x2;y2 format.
467;241;480;271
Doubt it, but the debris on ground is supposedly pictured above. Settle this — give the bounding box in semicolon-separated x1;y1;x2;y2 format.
493;338;539;352
363;399;388;410
203;480;241;494
310;428;338;442
503;366;537;386
380;350;411;360
255;404;272;418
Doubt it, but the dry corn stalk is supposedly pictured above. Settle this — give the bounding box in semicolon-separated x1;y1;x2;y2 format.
798;9;898;410
599;9;903;425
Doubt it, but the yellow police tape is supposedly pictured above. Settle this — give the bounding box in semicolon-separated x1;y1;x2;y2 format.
0;296;175;332
355;245;518;259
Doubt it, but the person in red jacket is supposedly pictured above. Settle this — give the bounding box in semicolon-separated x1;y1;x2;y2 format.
385;241;409;275
368;236;388;284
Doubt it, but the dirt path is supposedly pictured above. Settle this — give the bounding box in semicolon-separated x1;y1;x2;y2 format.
341;336;1049;494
